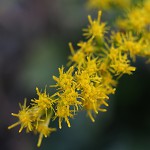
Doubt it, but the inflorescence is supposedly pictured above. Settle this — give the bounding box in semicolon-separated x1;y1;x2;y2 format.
8;0;150;147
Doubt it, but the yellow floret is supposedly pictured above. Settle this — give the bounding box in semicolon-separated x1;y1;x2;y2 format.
36;114;56;147
68;42;85;66
31;87;55;116
83;11;107;40
55;104;73;129
8;99;33;133
52;66;75;90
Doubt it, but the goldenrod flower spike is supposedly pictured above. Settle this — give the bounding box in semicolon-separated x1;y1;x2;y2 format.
8;7;150;147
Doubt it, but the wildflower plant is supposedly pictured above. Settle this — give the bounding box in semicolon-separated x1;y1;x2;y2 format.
8;0;150;147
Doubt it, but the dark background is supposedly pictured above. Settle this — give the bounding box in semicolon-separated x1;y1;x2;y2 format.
0;0;150;150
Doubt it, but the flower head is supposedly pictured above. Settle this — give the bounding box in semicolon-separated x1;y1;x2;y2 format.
31;87;55;116
68;42;86;66
55;103;73;129
108;46;136;76
83;11;107;40
52;66;75;90
8;99;33;133
36;114;56;147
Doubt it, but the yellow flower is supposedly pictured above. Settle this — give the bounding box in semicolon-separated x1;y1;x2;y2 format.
68;42;85;66
8;99;33;133
111;32;148;61
84;57;98;75
56;88;81;111
109;46;136;76
52;66;75;90
75;65;109;122
81;83;109;122
53;85;81;129
127;8;148;32
77;40;95;54
116;3;150;32
36;114;56;147
31;87;55;116
83;11;107;40
75;70;91;89
55;103;73;129
100;71;117;95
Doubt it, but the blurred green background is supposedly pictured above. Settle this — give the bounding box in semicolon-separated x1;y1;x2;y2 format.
0;0;150;150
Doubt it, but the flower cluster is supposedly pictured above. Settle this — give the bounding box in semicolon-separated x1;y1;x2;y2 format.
8;89;56;147
9;0;150;147
116;0;150;32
